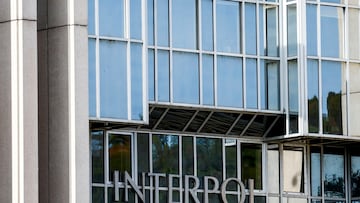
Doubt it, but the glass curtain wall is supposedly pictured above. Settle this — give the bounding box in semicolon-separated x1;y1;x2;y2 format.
147;0;281;112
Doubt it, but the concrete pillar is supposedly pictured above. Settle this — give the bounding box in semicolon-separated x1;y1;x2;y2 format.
0;0;38;202
37;0;90;202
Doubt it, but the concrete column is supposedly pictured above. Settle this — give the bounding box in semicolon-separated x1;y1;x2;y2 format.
38;0;89;202
0;0;38;202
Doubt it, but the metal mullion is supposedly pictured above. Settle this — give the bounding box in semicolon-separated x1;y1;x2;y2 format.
149;133;154;203
279;144;284;203
169;0;173;104
193;136;197;177
198;0;203;106
104;131;110;203
321;146;324;203
142;0;148;124
154;0;158;103
317;2;323;136
133;133;138;203
95;0;100;119
126;0;132;120
222;139;226;182
179;135;183;203
242;1;247;109
213;0;218;107
237;140;241;201
257;2;261;111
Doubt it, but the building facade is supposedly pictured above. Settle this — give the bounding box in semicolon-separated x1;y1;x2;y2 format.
0;0;360;203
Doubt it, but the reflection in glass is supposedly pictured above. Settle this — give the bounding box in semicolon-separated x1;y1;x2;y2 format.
217;56;243;108
99;0;124;37
157;0;169;46
322;61;343;134
225;139;237;191
148;0;154;45
216;0;241;53
308;60;319;133
173;52;199;104
172;0;197;49
137;134;149;185
288;60;298;133
182;136;194;175
100;40;127;119
307;4;317;56
324;148;344;198
148;49;155;101
351;155;360;197
283;147;304;193
202;0;213;51
267;145;279;193
246;59;258;109
266;7;279;56
108;134;131;181
242;143;262;189
245;3;256;55
88;39;96;117
157;50;170;102
131;43;143;120
321;6;344;58
261;60;280;110
130;0;141;39
88;0;95;35
320;0;344;3
92;187;104;203
287;5;297;56
152;135;179;174
92;131;104;183
202;54;214;105
311;147;321;196
349;9;360;60
197;137;222;188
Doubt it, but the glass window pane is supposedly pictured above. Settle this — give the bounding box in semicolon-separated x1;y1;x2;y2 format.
197;137;222;188
246;59;258;109
202;54;214;105
173;52;199;104
131;43;143;120
349;9;360;60
157;0;169;46
266;7;279;57
307;4;317;56
267;145;279;193
137;133;150;185
351;154;360;197
321;6;344;58
242;143;262;190
88;0;95;35
288;60;299;133
308;60;319;133
148;0;154;45
349;63;360;136
89;39;96;117
202;0;213;51
92;187;104;203
92;131;104;183
100;40;127;119
182;136;194;175
152;135;179;174
283;147;304;193
324;148;345;198
226;139;237;191
217;56;243;108
261;60;280;110
130;0;142;39
287;5;297;56
172;0;197;49
311;147;321;196
99;0;124;37
320;0;344;3
108;134;132;182
259;4;265;56
216;0;241;53
245;3;257;55
157;50;170;102
148;49;155;101
322;61;343;135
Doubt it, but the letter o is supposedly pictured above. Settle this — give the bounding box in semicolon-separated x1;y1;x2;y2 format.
220;178;246;203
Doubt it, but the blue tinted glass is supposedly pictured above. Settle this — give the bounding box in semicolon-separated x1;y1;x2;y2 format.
322;61;343;134
287;5;297;56
321;0;343;3
216;1;241;53
266;7;278;56
217;56;243;108
288;60;298;113
259;5;265;56
307;60;319;133
158;50;170;102
324;149;344;198
173;0;197;49
245;3;257;55
321;6;344;58
307;4;317;56
261;60;280;110
351;156;360;197
157;0;169;46
148;0;154;45
99;40;127;119
311;150;321;196
202;54;214;105
130;0;142;39
88;0;95;35
202;0;213;51
131;43;143;120
246;59;257;109
89;39;96;117
148;49;155;101
173;52;199;104
99;0;124;37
